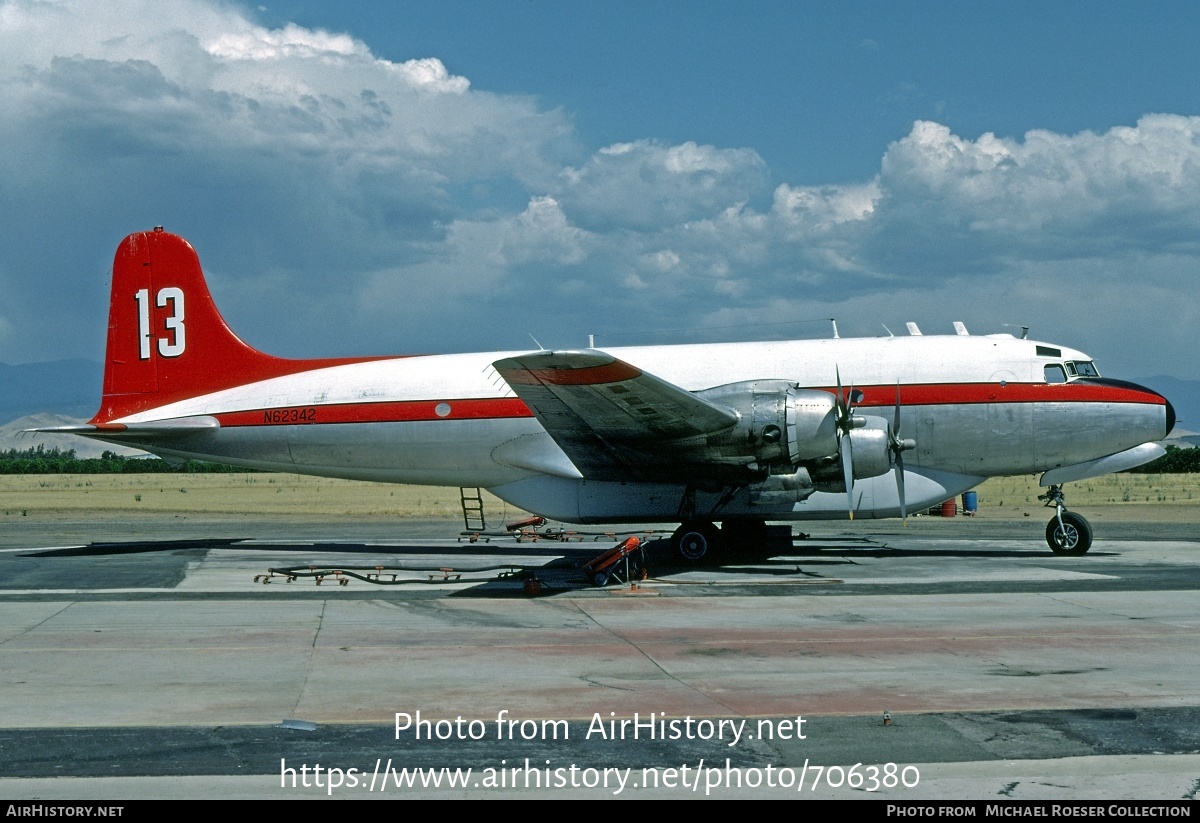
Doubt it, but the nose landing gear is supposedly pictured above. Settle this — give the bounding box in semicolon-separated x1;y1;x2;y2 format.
1039;484;1093;555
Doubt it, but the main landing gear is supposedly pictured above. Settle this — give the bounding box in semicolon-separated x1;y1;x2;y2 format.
671;518;768;563
672;520;721;563
1039;484;1093;555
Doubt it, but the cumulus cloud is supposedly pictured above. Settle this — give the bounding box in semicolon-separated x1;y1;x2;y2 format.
536;116;1200;373
554;140;768;232
0;0;1198;380
871;117;1200;266
0;0;577;358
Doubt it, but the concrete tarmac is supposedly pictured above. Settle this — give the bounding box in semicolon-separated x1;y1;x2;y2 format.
1;515;1199;800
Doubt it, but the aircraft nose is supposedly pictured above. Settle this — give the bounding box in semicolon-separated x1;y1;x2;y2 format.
1090;378;1174;439
1132;382;1175;438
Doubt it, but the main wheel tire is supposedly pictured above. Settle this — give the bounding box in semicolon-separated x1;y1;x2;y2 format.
1046;511;1093;555
672;520;721;564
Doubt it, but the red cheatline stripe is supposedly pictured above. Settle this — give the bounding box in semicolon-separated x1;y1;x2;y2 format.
829;382;1166;408
155;382;1162;429
213;398;533;427
497;360;642;386
94;354;401;424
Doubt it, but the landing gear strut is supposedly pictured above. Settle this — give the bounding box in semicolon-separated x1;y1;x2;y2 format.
1039;484;1093;555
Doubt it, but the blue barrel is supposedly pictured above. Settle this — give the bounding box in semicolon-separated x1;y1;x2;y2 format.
962;491;978;514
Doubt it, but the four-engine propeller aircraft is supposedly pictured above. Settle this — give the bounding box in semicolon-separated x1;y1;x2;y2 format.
38;229;1175;561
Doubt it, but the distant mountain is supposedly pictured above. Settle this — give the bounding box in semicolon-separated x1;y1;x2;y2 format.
0;359;140;457
0;359;101;422
1133;375;1200;436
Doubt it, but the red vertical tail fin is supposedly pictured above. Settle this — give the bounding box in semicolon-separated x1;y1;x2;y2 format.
93;228;373;423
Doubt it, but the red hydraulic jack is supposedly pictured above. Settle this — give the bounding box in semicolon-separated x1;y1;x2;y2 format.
582;536;647;587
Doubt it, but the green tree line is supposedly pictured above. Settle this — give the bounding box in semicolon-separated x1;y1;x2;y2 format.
0;446;253;474
1122;445;1200;474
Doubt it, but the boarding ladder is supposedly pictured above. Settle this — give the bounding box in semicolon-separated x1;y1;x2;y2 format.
459;487;487;532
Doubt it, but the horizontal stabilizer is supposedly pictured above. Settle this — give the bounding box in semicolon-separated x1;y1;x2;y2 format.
27;416;220;441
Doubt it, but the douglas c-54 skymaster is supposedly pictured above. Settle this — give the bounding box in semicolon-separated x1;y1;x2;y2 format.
37;228;1175;561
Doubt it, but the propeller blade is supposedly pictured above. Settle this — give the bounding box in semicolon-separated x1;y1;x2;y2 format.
893;381;902;438
835;366;858;519
835;366;847;419
892;380;909;523
841;430;855;520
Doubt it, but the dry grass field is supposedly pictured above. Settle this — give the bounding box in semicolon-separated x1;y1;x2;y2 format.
0;472;1197;523
968;472;1200;522
0;473;520;521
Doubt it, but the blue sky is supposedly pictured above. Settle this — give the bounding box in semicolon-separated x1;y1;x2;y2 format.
262;1;1200;186
1;0;1198;381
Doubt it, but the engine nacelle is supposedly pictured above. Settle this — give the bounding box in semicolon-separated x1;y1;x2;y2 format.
676;382;897;488
846;417;892;480
811;416;894;492
696;380;840;469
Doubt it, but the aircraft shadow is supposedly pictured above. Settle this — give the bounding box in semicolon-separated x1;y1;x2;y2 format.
15;535;1116;602
18;536;1114;564
20;539;243;557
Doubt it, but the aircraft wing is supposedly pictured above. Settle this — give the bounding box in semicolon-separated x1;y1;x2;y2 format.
492;351;739;482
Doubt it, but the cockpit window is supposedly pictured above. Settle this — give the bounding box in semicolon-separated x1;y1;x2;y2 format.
1067;360;1099;378
1044;364;1068;384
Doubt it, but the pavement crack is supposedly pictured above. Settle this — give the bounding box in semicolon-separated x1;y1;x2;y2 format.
290;601;327;715
311;600;326;649
582;676;635;692
0;602;73;646
569;600;741;716
1038;592;1172;626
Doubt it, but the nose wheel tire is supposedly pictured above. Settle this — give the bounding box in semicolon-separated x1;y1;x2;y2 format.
1046;511;1093;555
672;520;721;564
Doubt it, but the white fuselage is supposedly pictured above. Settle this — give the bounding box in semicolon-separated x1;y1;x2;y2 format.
101;334;1170;524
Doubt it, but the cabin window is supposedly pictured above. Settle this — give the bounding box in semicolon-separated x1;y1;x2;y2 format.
1044;364;1068;384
